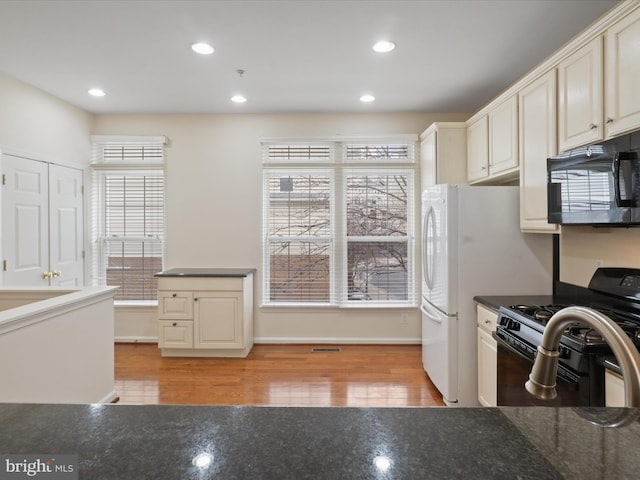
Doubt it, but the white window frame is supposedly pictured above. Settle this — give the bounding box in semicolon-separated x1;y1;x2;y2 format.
262;137;417;308
90;136;167;306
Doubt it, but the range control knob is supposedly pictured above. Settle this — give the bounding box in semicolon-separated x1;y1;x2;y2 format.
559;346;571;359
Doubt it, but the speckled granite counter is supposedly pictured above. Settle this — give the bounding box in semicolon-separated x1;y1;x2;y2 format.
154;268;256;277
1;404;639;479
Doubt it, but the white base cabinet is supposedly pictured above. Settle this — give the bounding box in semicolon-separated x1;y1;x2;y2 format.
605;369;624;407
477;304;498;407
156;269;254;357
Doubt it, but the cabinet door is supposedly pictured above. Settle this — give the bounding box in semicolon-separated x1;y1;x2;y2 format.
420;128;437;189
194;291;243;349
158;291;194;319
488;95;518;175
467;116;489;182
158;320;193;348
605;8;640;137
519;70;560;233
558;37;604;151
605;369;625;407
477;327;497;407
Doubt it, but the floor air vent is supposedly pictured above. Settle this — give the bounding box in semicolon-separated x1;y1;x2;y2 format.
311;347;341;353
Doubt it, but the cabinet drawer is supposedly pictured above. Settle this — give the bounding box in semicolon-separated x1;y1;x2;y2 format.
158;320;193;348
477;304;498;332
158;291;194;319
158;277;243;292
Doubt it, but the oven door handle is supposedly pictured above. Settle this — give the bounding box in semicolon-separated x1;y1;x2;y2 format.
493;330;581;386
492;330;536;363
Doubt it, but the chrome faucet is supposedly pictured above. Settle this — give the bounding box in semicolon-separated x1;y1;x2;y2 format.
526;306;640;407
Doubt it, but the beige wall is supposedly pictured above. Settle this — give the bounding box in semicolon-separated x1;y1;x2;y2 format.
560;227;640;287
93;112;469;343
0;71;93;166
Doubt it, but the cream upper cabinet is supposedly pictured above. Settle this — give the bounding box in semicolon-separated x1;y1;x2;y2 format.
557;8;640;150
467;96;518;184
558;37;604;152
466;116;489;182
420;122;467;189
488;95;519;176
605;7;640;138
519;70;560;233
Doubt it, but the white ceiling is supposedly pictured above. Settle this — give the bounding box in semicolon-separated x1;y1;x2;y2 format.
0;0;620;115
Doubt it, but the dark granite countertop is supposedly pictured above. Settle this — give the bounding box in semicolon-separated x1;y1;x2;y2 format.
155;268;256;278
1;404;639;479
474;294;555;311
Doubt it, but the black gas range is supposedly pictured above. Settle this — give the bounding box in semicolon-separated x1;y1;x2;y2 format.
494;268;640;406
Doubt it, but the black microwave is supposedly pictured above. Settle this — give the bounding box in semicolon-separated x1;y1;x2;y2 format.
547;145;640;226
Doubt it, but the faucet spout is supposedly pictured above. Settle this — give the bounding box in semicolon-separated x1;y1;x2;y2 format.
525;306;640;407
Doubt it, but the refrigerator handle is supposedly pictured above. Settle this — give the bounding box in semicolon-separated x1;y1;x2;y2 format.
422;206;436;290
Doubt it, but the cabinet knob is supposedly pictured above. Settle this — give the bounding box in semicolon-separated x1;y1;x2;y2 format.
172;293;177;297
481;166;487;170
194;298;198;302
605;116;614;124
484;319;491;324
589;123;597;130
172;322;177;327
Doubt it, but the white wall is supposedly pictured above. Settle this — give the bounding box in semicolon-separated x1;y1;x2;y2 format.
0;71;93;166
560;227;640;287
93;112;469;343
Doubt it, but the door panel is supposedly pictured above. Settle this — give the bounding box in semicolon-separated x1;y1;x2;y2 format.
2;155;49;286
49;164;84;286
1;154;84;287
421;301;457;404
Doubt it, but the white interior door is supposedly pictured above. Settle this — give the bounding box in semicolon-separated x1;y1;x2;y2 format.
1;155;49;286
49;164;84;287
2;154;84;287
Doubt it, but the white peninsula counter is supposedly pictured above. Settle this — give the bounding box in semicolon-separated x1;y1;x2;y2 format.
0;286;118;404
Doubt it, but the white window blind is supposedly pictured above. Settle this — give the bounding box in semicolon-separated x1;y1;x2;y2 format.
90;137;166;304
264;169;334;304
263;138;415;307
343;169;413;303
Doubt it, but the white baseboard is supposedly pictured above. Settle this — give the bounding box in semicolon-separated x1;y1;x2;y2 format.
114;336;158;343
253;337;421;345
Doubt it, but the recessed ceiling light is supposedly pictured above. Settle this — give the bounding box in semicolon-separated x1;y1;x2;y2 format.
192;42;214;55
231;95;247;103
360;94;375;103
88;88;106;97
373;40;395;53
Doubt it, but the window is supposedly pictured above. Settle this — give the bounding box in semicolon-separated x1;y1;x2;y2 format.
90;136;166;304
263;138;416;306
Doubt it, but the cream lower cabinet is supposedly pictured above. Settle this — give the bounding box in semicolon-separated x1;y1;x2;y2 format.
157;270;254;357
605;369;624;407
477;304;498;407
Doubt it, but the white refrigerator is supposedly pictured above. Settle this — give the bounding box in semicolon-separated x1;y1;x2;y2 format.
421;184;553;406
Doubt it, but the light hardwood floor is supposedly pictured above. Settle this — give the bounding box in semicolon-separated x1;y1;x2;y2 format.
115;343;445;407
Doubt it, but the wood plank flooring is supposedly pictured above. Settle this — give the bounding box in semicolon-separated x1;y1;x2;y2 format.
115;343;445;407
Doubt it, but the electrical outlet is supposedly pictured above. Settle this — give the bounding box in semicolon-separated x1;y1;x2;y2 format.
400;313;409;325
